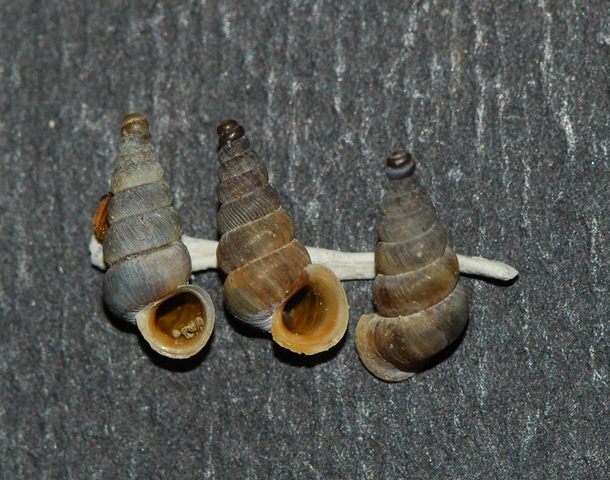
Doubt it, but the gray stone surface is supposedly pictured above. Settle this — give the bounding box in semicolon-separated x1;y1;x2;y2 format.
1;1;609;478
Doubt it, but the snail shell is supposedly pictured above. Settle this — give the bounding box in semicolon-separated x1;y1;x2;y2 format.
215;120;348;355
355;151;469;381
98;113;215;359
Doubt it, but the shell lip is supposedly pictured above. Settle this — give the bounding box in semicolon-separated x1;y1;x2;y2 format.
136;284;215;359
355;313;417;382
270;264;349;355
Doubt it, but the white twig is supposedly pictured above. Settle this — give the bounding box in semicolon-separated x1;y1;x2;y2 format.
90;235;518;281
452;254;519;281
89;236;105;270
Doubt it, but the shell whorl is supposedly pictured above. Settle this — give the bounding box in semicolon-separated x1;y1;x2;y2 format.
99;113;214;358
102;113;188;317
355;151;469;381
215;120;348;354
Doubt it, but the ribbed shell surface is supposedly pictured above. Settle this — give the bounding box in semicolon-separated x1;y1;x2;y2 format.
102;131;191;321
216;135;311;328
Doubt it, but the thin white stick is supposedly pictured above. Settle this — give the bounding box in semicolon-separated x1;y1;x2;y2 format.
90;235;518;281
453;254;519;281
89;236;105;270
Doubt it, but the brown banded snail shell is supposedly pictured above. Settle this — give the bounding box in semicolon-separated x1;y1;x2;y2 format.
95;113;215;359
355;151;470;381
214;120;349;355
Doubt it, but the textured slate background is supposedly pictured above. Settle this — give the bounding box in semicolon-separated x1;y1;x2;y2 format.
1;1;609;478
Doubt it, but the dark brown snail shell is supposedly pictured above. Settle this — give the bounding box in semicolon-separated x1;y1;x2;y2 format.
355;151;469;381
215;120;349;355
98;113;215;359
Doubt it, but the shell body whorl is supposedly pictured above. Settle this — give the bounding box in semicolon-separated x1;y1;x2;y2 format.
356;151;469;381
216;120;348;354
99;113;214;358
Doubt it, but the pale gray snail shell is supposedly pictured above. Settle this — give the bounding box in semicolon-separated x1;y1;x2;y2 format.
355;151;470;381
99;113;215;359
214;120;348;355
